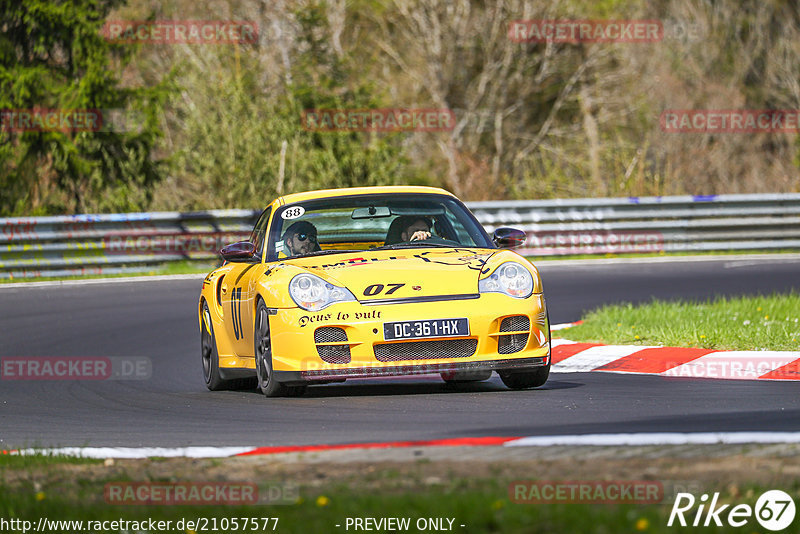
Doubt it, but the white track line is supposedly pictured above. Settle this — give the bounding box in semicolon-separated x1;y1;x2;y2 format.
534;253;800;267
13;446;254;458
551;322;581;331
0;273;207;289
505;432;800;446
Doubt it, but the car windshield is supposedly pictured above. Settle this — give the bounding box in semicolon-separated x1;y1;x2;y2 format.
266;193;492;261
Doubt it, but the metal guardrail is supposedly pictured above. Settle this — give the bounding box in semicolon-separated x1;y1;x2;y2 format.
0;210;257;279
469;193;800;256
1;193;799;278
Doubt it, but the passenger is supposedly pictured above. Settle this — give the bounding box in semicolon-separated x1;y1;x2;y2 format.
401;216;432;242
384;215;432;245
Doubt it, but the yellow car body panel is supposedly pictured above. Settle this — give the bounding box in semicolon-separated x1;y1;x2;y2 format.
198;186;549;387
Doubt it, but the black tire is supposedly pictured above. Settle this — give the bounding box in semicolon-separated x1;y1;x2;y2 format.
498;364;550;389
440;370;492;384
498;309;551;390
201;300;257;391
201;300;228;391
254;300;306;397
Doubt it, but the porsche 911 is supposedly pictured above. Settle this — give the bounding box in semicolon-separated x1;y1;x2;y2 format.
199;186;550;397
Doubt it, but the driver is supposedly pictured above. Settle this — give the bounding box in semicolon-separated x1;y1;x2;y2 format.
281;220;319;257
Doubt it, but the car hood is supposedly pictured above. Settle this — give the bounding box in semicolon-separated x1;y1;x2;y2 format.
286;247;499;302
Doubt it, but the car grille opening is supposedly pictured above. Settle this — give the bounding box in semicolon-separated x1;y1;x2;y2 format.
314;327;351;364
374;339;478;362
498;315;530;354
314;327;347;343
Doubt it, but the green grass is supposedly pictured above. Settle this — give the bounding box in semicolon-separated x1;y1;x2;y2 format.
2;479;794;534
560;293;800;351
0;452;101;467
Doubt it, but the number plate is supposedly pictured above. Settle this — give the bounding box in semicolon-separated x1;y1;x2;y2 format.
383;318;470;340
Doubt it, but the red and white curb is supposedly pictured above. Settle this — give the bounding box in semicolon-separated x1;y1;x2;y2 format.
550;323;800;381
3;437;516;459
7;432;800;459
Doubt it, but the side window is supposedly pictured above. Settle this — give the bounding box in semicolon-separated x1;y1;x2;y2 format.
250;207;272;259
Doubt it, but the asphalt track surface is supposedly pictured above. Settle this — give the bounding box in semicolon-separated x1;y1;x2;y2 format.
1;257;799;448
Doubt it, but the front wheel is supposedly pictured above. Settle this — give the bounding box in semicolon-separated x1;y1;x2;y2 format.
254;300;306;397
440;370;492;384
498;364;550;389
498;309;551;390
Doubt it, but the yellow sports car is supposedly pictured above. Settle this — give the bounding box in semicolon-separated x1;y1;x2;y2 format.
199;186;550;396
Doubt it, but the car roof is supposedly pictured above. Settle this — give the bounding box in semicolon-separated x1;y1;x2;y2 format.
275;185;456;207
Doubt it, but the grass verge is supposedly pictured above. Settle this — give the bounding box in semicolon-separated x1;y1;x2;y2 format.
0;484;682;534
559;293;800;351
0;453;101;468
2;453;799;534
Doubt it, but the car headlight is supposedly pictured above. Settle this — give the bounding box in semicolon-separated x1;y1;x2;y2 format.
478;261;534;298
289;273;356;311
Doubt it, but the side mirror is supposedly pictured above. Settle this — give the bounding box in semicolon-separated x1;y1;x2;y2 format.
492;227;527;249
220;241;256;261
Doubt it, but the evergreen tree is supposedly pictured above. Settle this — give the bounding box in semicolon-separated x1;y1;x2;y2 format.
0;0;168;215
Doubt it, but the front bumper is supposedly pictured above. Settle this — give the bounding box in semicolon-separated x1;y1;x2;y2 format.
274;355;547;384
266;292;549;383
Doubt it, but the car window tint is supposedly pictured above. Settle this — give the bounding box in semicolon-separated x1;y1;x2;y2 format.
250;207;272;258
266;194;491;261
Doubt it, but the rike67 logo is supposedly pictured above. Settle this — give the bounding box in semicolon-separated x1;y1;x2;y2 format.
668;490;796;531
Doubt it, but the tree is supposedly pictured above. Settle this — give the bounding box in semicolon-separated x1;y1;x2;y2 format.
0;0;168;215
150;0;407;211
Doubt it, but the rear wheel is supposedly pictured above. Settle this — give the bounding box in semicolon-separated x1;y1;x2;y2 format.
202;300;256;390
201;300;230;390
255;300;306;397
